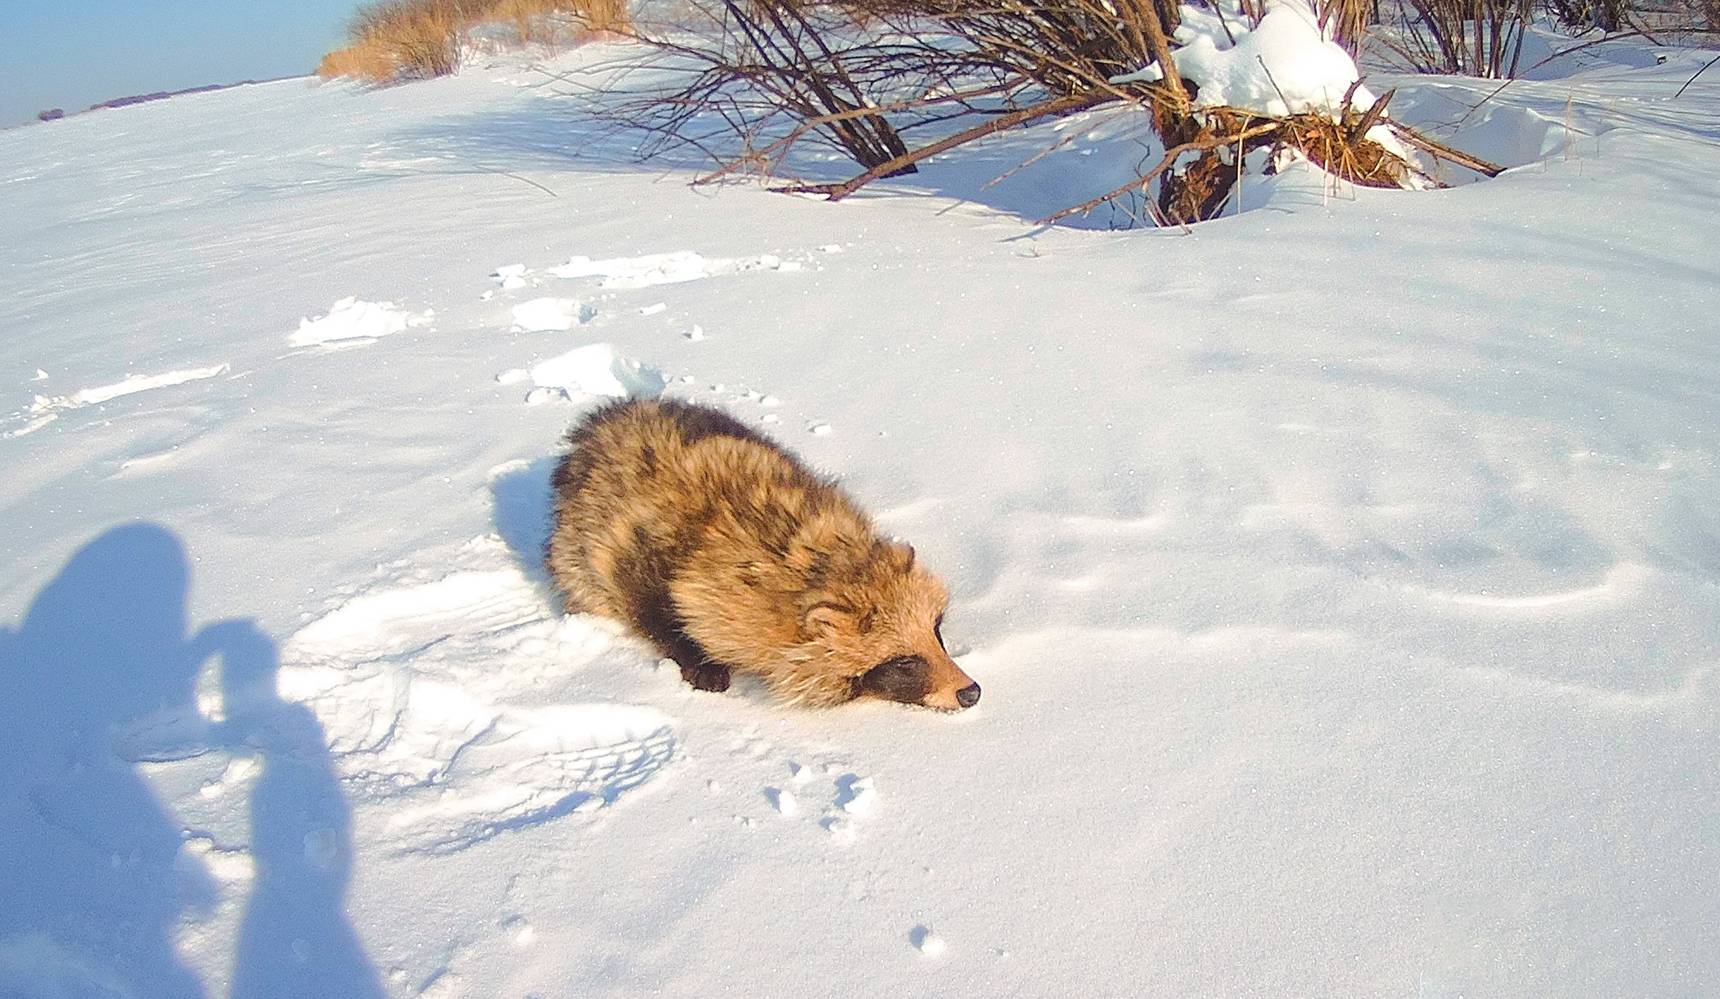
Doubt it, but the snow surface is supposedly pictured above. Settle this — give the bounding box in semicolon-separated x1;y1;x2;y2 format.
2;34;1718;999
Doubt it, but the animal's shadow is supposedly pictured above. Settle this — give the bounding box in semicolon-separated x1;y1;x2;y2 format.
489;455;559;588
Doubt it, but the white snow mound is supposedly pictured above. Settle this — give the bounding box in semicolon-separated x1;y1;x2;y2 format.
526;343;666;400
1114;0;1375;118
291;297;432;347
511;297;594;332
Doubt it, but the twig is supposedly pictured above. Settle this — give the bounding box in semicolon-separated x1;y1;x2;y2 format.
1388;123;1505;176
1039;120;1280;224
1674;53;1720;99
692;81;1018;185
1346;86;1393;143
468;162;559;197
982;117;1094;189
1526;29;1652;71
1256;55;1295;113
822;92;1114;202
1451;77;1515;130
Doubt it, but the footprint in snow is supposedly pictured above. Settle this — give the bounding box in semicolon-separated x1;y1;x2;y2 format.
910;925;947;957
279;566;679;854
501;915;535;947
833;774;877;816
764;787;799;817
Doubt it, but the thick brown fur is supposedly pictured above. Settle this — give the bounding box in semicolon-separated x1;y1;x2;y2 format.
546;398;979;710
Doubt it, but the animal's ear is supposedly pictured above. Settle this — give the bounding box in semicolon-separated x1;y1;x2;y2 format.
802;601;857;639
873;539;915;571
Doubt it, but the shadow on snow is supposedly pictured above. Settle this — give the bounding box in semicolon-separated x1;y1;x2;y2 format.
0;523;382;999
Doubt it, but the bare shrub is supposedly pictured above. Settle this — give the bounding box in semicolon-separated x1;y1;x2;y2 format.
579;0;1499;225
607;0;927;174
1541;0;1631;31
1371;0;1534;77
1374;0;1718;78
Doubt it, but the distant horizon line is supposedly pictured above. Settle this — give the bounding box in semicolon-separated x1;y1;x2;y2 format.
8;73;314;130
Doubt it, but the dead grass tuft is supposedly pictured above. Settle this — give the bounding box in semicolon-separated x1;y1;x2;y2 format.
316;44;399;83
319;0;631;83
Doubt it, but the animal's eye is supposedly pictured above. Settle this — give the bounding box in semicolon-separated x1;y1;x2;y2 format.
933;613;945;647
857;655;932;704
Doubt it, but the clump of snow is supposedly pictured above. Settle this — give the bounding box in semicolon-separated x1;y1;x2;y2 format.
525;343;665;400
7;364;232;437
291;297;431;347
1113;0;1374;118
551;251;714;287
511;297;593;332
549;250;797;288
63;365;232;407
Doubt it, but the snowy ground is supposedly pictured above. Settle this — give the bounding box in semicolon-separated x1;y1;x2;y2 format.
1;32;1718;999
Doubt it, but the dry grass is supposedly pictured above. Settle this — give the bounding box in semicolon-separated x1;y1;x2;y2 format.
315;44;400;83
494;0;631;42
319;0;631;83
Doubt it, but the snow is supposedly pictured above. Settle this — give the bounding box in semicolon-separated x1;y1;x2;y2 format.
290;297;432;348
2;33;1719;999
548;250;800;287
509;296;592;332
507;342;668;400
912;926;948;957
8;364;231;438
1153;0;1378;116
490;264;529;290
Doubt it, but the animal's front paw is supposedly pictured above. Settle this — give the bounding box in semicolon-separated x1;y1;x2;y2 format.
682;662;732;692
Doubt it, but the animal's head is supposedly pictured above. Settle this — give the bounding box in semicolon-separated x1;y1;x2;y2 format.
799;539;980;712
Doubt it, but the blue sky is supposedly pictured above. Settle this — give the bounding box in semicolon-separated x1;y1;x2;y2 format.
1;1;362;125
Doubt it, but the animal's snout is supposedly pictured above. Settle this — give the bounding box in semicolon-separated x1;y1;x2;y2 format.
955;683;981;709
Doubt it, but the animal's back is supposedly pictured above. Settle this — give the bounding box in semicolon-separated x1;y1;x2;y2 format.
546;398;853;646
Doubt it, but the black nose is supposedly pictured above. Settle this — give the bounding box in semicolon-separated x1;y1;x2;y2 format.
955;683;981;708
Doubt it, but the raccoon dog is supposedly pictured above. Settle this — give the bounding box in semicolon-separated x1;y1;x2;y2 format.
546;399;980;711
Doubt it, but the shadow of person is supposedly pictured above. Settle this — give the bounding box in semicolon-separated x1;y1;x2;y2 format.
204;620;384;999
0;523;214;998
